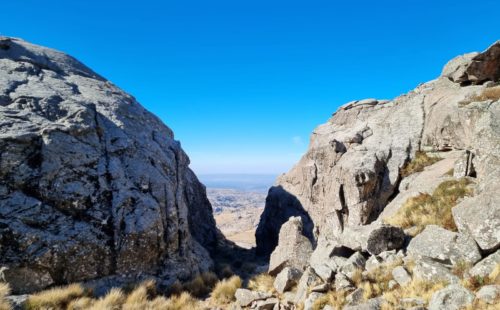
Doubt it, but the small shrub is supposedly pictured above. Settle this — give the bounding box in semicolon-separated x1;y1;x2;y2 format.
386;178;473;235
0;283;11;310
401;151;441;177
247;273;275;293
26;283;88;310
211;275;242;304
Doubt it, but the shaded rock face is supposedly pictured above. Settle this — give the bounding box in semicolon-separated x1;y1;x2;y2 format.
256;40;500;258
442;41;500;85
0;37;219;293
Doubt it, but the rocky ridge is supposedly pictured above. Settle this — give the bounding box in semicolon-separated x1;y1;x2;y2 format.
253;41;500;309
0;37;221;294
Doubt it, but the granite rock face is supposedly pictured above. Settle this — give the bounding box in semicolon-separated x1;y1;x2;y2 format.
255;40;500;308
256;40;500;258
0;37;219;293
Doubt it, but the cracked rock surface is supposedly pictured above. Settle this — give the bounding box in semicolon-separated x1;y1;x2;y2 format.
0;37;219;293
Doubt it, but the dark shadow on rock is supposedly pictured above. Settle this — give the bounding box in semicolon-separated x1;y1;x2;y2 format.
255;186;314;257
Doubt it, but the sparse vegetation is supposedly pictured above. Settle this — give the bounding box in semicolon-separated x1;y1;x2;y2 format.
381;279;447;309
462;263;500;292
0;283;11;310
182;271;218;298
211;275;242;304
26;283;88;310
401;151;441;177
460;85;500;105
248;273;275;293
385;178;473;235
312;290;348;310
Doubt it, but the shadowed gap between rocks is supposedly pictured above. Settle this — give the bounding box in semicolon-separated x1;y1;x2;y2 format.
255;186;315;257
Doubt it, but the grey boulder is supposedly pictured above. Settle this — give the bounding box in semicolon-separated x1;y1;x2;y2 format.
428;285;474;310
407;225;481;266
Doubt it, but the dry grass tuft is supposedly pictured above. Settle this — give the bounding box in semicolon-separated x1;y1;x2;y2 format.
461;86;500;105
89;288;125;310
183;271;219;298
211;275;242;304
386;178;473;235
452;260;472;278
0;283;11;310
381;279;447;309
26;283;88;310
159;292;200;310
311;290;347;310
67;297;94;310
401;151;441;177
462;263;500;292
123;279;156;306
247;273;275;293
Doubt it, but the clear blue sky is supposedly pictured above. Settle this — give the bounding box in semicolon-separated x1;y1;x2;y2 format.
1;1;499;174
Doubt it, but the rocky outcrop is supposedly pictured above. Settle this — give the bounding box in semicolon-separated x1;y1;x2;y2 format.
442;41;500;85
0;37;220;293
255;40;500;309
268;217;313;276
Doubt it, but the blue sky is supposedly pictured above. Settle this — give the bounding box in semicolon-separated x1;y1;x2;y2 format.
1;1;499;174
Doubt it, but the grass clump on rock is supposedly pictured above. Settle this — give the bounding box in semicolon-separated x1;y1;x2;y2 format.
386;178;473;235
401;151;441;177
211;275;242;304
381;279;447;309
461;85;500;105
247;273;275;293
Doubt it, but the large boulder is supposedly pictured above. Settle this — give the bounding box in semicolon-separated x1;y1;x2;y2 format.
0;37;219;293
428;285;474;310
268;217;313;275
442;41;500;85
452;190;500;252
407;225;481;266
469;250;500;278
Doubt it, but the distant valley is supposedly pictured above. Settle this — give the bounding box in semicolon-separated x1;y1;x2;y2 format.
200;174;276;248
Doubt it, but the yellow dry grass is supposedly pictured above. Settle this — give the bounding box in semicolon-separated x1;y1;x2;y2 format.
247;273;275;293
401;151;441;177
381;279;447;309
0;283;11;310
182;271;218;298
26;283;88;310
89;288;125;310
311;290;347;310
462;263;500;292
386;178;473;235
211;275;242;304
462;85;500;105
